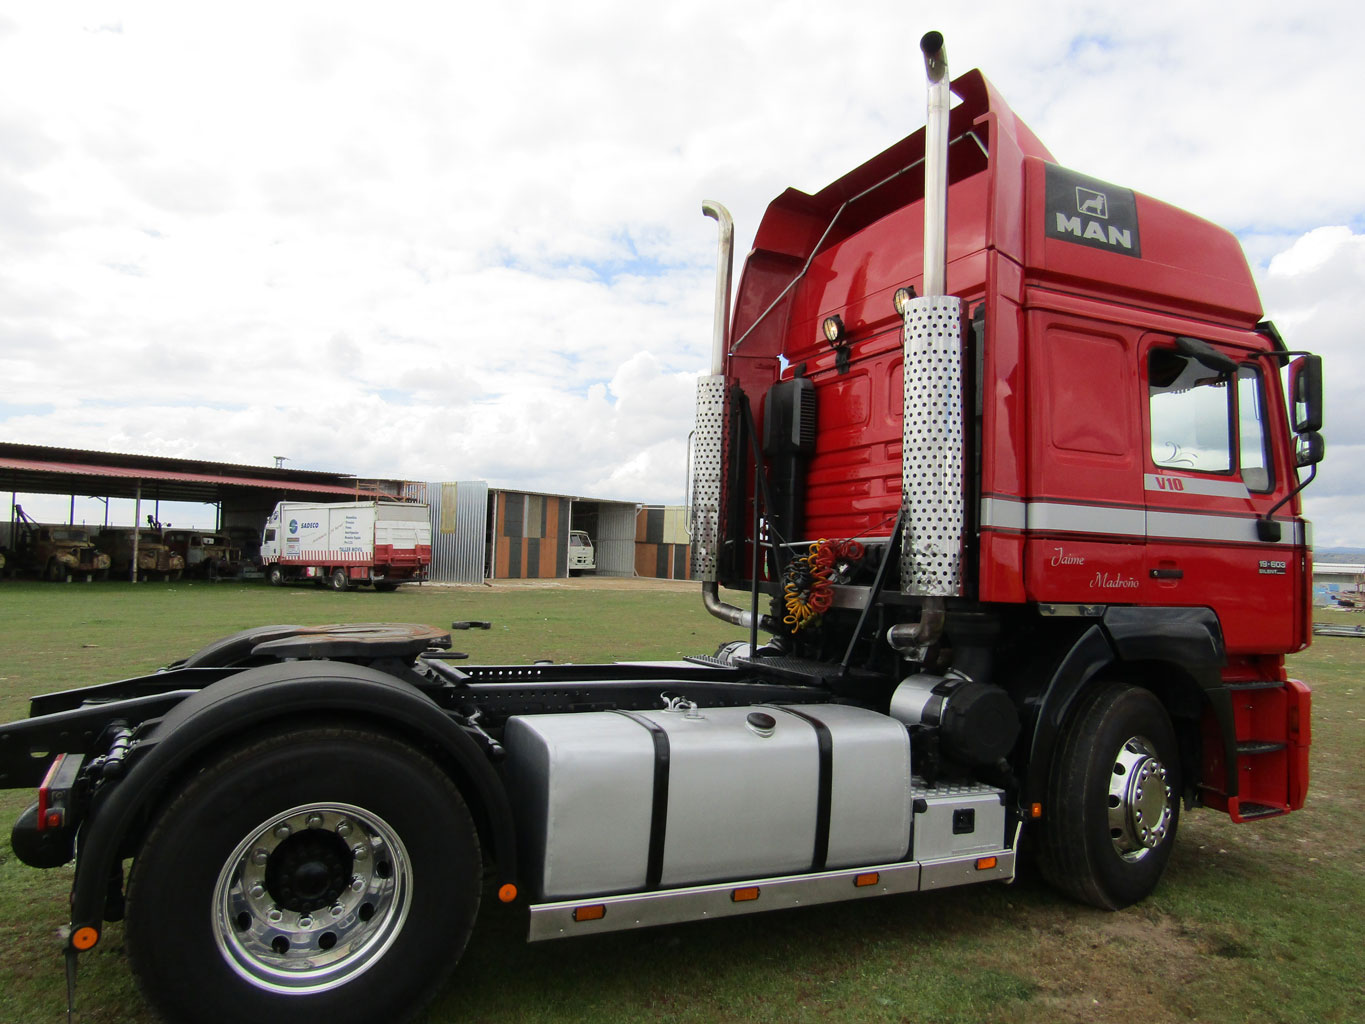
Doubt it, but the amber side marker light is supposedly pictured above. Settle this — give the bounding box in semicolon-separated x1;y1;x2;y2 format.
71;927;99;951
731;887;760;902
573;905;606;922
1030;802;1043;819
854;872;880;888
975;857;998;871
497;883;518;904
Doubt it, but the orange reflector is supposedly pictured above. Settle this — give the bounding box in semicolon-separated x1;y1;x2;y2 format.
497;883;518;904
44;810;64;830
854;872;880;888
731;886;760;902
71;927;99;951
1030;802;1043;819
573;905;605;922
975;856;998;871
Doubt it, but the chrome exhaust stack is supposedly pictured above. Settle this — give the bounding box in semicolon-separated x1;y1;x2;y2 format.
920;31;951;299
693;202;774;631
690;201;731;591
897;31;965;637
702;201;733;376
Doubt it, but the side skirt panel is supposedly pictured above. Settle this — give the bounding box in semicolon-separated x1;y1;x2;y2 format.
527;846;1016;942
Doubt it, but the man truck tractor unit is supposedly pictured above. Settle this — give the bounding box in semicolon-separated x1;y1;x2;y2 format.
0;35;1318;1024
259;499;432;590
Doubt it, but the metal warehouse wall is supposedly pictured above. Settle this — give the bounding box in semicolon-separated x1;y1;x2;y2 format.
492;490;571;579
635;505;692;579
593;503;638;577
404;481;488;583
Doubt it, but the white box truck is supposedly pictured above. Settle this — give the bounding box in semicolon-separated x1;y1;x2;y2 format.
259;500;431;591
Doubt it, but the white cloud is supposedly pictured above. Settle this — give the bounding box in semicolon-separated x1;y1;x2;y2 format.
1257;227;1365;547
2;3;1363;542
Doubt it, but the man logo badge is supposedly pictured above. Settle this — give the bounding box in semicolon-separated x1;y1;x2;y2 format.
1075;186;1108;219
1045;165;1141;257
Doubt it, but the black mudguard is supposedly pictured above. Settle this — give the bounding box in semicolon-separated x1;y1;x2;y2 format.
67;660;516;946
1019;607;1233;811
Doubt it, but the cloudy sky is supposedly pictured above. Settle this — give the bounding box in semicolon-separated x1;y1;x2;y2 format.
2;3;1363;545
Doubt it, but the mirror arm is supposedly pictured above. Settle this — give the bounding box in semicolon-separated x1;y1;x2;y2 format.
1258;460;1319;543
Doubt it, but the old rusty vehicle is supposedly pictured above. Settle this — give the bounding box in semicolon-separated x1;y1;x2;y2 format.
94;527;186;581
164;529;243;579
10;506;111;582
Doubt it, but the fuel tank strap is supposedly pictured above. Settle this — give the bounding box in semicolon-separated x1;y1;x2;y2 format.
611;711;671;889
765;706;833;872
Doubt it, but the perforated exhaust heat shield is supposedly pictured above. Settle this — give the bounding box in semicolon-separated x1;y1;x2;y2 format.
690;376;727;582
900;296;965;596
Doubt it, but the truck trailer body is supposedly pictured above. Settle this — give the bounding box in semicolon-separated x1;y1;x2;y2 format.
259;499;432;590
0;35;1319;1024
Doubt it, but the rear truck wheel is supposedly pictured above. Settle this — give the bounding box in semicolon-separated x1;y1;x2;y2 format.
329;568;349;591
267;565;285;587
1037;682;1181;910
169;569;183;581
125;726;482;1024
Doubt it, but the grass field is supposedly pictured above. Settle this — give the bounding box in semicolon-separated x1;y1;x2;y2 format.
0;578;1361;1024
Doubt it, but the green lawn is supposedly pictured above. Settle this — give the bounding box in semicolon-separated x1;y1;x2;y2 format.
0;579;1360;1023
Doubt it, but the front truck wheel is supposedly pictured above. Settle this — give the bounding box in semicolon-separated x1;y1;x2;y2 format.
1037;682;1181;910
125;727;482;1024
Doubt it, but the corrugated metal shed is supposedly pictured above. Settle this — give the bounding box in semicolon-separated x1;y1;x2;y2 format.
635;505;693;579
593;502;639;577
0;442;390;503
404;481;489;583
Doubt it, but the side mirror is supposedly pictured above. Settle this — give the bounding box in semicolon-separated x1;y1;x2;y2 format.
1296;431;1325;467
1289;355;1322;433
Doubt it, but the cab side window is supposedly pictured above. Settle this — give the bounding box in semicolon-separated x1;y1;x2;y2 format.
1237;366;1272;492
1147;349;1273;491
1148;350;1232;473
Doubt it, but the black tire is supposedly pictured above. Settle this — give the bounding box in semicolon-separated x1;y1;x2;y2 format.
1036;682;1181;910
266;565;285;587
45;558;65;583
329;568;350;591
126;726;482;1024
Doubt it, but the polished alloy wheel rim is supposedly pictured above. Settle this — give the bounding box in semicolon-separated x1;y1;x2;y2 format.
212;802;411;993
1107;736;1173;862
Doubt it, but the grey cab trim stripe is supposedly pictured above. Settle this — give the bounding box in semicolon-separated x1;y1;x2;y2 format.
979;497;1302;547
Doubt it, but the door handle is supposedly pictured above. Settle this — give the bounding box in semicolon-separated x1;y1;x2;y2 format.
1149;567;1184;580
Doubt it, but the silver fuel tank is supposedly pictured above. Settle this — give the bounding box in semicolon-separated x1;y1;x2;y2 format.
503;703;912;900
